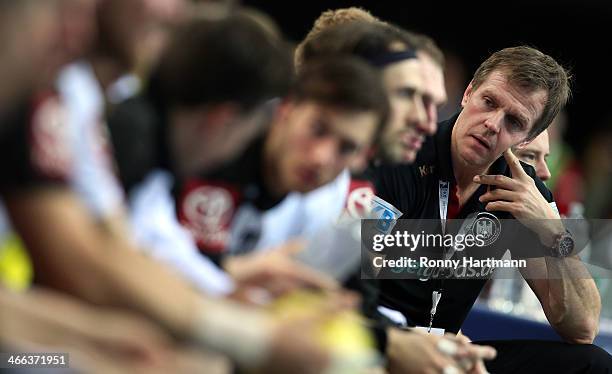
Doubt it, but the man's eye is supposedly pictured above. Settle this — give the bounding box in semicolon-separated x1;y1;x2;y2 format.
507;117;524;131
520;153;536;162
311;121;327;137
339;141;357;156
396;87;416;99
483;97;494;107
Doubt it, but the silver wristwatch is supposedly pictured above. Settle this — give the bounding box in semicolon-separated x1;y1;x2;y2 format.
549;229;574;258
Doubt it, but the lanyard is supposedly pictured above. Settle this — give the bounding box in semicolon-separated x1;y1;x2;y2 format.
438;181;450;234
432;180;479;332
429;181;450;331
438;181;477;260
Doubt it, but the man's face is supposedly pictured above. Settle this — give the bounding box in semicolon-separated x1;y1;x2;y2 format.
379;59;428;163
514;130;551;181
453;70;548;169
419;52;447;134
379;54;446;164
273;101;378;193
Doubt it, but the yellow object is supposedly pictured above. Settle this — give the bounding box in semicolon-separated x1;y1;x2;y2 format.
0;233;33;291
270;290;380;373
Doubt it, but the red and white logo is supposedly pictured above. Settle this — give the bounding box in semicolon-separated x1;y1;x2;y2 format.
345;180;375;219
179;183;240;254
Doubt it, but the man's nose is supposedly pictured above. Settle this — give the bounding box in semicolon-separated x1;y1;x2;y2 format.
408;98;430;135
310;138;337;166
537;158;552;181
484;111;503;134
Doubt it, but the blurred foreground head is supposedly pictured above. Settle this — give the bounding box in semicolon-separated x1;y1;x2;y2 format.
0;1;62;114
146;13;293;177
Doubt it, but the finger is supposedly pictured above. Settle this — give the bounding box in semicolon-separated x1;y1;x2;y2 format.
442;365;465;374
274;240;306;256
504;149;528;179
437;338;459;356
455;331;472;344
463;344;497;361
484;200;517;214
268;278;303;297
428;346;463;374
471;359;490;374
253;255;339;291
259;275;330;297
473;174;518;190
277;262;340;291
479;189;519;203
474;345;497;361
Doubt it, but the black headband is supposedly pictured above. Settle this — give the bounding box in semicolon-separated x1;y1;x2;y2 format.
366;50;418;68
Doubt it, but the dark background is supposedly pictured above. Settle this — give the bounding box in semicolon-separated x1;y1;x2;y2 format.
244;0;612;156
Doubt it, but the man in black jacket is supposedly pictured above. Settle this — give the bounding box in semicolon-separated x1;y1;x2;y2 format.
373;46;611;373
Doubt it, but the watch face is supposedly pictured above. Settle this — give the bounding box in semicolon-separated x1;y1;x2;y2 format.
558;235;574;257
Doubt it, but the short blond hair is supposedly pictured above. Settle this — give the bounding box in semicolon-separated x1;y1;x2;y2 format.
295;7;381;69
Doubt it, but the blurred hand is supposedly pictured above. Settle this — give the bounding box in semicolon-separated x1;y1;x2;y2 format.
1;288;169;371
257;317;331;374
386;329;496;374
253;291;361;374
224;241;339;301
1;287;234;373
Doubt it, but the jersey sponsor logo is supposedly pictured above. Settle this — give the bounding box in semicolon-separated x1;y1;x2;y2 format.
418;164;435;177
344;179;376;219
178;182;240;254
30;94;73;180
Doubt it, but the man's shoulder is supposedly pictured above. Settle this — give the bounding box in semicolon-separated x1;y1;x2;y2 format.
0;91;73;192
371;162;420;186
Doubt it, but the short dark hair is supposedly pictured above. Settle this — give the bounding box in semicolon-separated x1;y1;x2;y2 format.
471;46;571;139
300;21;416;71
148;14;292;112
403;31;445;68
292;57;389;142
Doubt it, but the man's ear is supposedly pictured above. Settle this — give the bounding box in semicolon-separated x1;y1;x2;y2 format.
461;81;474;107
